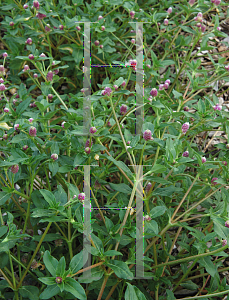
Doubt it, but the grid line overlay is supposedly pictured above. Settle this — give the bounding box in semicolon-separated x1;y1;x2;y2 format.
80;22;146;279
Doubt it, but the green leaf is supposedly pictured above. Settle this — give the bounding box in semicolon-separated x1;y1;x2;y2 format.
40;190;57;207
56;256;66;276
64;277;87;300
166;289;176;300
212;216;229;240
180;280;199;290
69;251;86;274
125;282;147;300
106;155;133;178
142;122;154;134
49;161;59;176
43;251;58;277
39;285;60;299
103;250;123;257
16;97;31;115
19;286;39;300
109;183;132;194
10;134;28;143
150;206;167;219
0;192;11;206
39;277;56;285
151;164;167;173
199;256;219;280
105;260;133;280
91;233;104;254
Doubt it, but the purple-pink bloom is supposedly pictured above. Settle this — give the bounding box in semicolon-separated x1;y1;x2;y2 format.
0;78;4;83
23;65;30;71
9;22;14;27
113;85;118;90
37;12;46;20
120;104;127;115
150;88;158;97
26;38;32;45
225;220;229;228
98;15;103;20
211;177;218;185
121;81;126;87
182;151;189;157
222;161;227;166
130;11;135;19
11;164;19;174
23;4;28;8
23;145;28;151
78;193;85;202
144;215;151;221
85;147;91;154
46;71;53;81
183;106;189;112
222;239;227;246
3;52;8;58
51;153;58;161
225;65;229;71
33;0;40;9
101;26;105;31
4;107;9;113
143;129;153;141
202;157;206;163
145;182;152;194
89;127;97;134
131;38;135;44
159;84;164;90
29;126;37;137
29;118;34;123
94;40;100;46
14;124;19;130
85;139;93;147
76;26;81;31
164;82;169;89
59;25;64;30
55;277;62;284
28;54;34;60
182;122;189;134
0;83;6;91
167;7;172;14
164;19;169;26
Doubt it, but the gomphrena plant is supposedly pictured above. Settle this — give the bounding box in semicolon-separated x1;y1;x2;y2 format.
0;0;229;299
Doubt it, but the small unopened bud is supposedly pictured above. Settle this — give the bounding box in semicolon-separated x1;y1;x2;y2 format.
150;88;158;97
164;19;169;26
89;126;97;134
23;145;28;151
211;177;218;185
98;15;103;20
9;22;14;27
222;161;227;166
130;11;135;19
131;38;135;44
225;220;229;228
29;118;34;123
3;52;8;58
202;157;206;163
55;277;62;284
94;40;99;46
51;153;58;161
167;7;172;14
28;54;34;60
48;94;53;100
33;0;40;9
11;164;19;174
23;4;28;8
144;215;151;221
76;26;81;31
78;193;85;202
4;107;9;113
120;104;128;115
85;147;91;154
182;122;189;134
29;126;37;137
14;124;19;130
26;38;32;45
143;129;153;141
46;71;53;81
182;151;189;157
59;25;64;30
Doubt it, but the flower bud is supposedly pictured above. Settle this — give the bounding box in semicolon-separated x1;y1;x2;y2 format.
4;107;9;113
167;7;172;14
46;71;53;81
145;182;152;194
222;239;227;246
98;15;103;20
11;164;19;174
99;45;103;49
144;215;151;221
61;121;66;128
23;4;28;8
37;12;46;20
143;129;153;141
225;220;229;228
85;139;93;147
76;26;81;31
121;81;126;87
130;11;135;19
9;22;14;27
211;177;218;185
3;134;7;140
39;53;46;58
183;106;189;111
131;38;135;44
113;85;118;90
182;122;189;134
120;104;127;115
182;151;189;157
101;26;105;31
3;52;8;58
26;38;32;45
29;118;34;123
23;145;28;151
222;161;227;166
89;126;97;134
55;277;62;284
29;126;37;137
85;147;91;154
59;25;64;30
164;19;169;26
51;153;58;161
0;78;4;84
189;0;195;5
0;84;6;91
14;124;19;130
78;193;85;202
94;40;100;46
150;88;158;97
28;54;34;60
225;65;229;71
24;65;30;71
33;0;40;9
202;157;206;163
159;84;164;90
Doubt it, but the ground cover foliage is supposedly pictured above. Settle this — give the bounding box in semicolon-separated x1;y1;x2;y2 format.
1;0;229;299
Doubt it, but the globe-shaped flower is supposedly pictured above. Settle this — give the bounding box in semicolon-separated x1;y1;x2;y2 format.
89;127;97;134
85;147;91;154
55;277;62;284
120;104;127;115
225;220;229;228
150;88;158;97
182;122;189;134
29;126;37;137
211;177;218;185
11;164;19;174
78;193;85;202
143;129;153;141
182;151;189;157
201;157;206;163
51;153;58;161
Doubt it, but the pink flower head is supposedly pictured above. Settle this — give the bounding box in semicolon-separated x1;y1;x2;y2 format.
85;139;93;147
183;106;189;111
165;79;171;85
29;126;37;137
23;145;28;151
4;107;9;113
23;65;30;71
0;83;6;91
0;65;4;72
14;124;19;130
26;38;32;45
9;22;14;27
150;88;158;97
222;161;227;166
59;25;64;30
113;85;118;90
51;153;58;161
39;53;46;58
98;15;103;20
182;151;189;157
45;25;51;32
3;52;8;58
23;4;28;8
13;99;17;105
85;147;91;154
195;12;203;23
143;129;153;141
189;0;195;5
130;11;135;19
214;0;221;4
76;26;81;31
225;220;229;228
3;134;7;140
202;157;206;163
101;26;105;31
54;69;59;75
121;81;126;87
94;40;100;46
213;104;222;111
55;277;62;284
144;215;151;221
89;126;97;134
0;78;4;83
159;84;164;90
225;65;229;71
222;239;227;246
120;104;128;115
148;96;153;102
131;38;135;44
33;0;40;9
164;82;169;89
61;121;66;128
46;71;53;81
11;164;19;174
28;54;34;60
217;26;221;31
211;177;218;185
182;122;189;134
164;19;169;26
48;94;53;100
201;24;206;33
145;182;152;194
29;118;34;123
78;193;85;202
167;7;172;14
104;87;112;96
37;12;46;20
